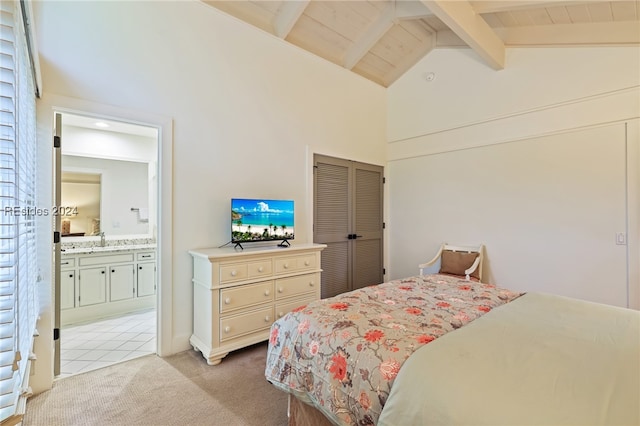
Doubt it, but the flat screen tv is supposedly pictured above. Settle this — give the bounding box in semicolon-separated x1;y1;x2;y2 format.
231;198;294;248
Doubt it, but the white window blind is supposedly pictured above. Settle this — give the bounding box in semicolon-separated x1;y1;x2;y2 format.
0;0;39;423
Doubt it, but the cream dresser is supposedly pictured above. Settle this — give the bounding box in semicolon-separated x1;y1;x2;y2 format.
189;243;326;365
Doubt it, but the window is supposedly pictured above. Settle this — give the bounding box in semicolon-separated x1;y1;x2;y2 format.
0;0;39;423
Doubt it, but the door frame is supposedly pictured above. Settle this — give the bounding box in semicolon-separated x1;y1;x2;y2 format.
43;94;173;378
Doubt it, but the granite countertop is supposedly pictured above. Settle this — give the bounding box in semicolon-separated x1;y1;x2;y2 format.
61;243;156;255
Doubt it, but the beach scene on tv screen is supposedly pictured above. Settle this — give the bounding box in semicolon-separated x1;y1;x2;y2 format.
232;199;294;242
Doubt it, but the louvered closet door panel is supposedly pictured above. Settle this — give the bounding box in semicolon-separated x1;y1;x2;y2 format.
314;156;352;297
320;242;349;298
353;165;384;289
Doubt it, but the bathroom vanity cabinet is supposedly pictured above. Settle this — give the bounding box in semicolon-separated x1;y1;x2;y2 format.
60;247;156;326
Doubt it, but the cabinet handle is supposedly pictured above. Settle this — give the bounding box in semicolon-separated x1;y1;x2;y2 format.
101;270;105;274
278;312;284;317
230;270;237;277
61;261;69;265
224;326;230;333
69;274;73;278
309;281;315;287
257;266;263;272
304;260;310;266
283;263;289;269
264;316;270;322
141;255;151;258
224;297;231;304
264;290;270;296
139;266;142;270
112;269;115;273
278;287;283;293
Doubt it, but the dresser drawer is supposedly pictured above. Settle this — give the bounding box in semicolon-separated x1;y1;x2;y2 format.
220;281;273;313
247;260;272;278
220;307;274;341
274;254;317;274
219;263;248;283
275;273;319;299
275;297;316;319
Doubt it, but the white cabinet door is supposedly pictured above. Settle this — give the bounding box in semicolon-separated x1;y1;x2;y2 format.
110;264;135;301
79;267;107;306
137;262;156;297
60;270;76;310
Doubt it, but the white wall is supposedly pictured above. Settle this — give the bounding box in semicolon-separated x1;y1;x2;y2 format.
33;0;386;391
62;125;157;163
387;46;640;310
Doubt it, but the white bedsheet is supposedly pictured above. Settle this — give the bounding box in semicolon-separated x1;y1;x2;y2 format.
378;292;640;426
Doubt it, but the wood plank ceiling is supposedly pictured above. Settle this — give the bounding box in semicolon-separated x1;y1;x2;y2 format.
202;1;640;87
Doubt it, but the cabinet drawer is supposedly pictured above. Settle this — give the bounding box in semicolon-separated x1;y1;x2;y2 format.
275;297;316;320
137;252;155;261
60;257;75;268
275;273;319;299
219;263;248;283
79;253;135;267
219;281;273;313
247;260;272;278
274;255;316;274
220;307;273;341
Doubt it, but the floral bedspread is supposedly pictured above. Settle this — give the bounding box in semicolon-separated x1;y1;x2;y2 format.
265;274;523;425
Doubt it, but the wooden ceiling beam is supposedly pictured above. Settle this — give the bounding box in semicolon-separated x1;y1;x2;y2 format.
471;0;631;14
273;0;310;39
421;0;505;69
496;21;640;46
394;1;434;20
343;2;395;70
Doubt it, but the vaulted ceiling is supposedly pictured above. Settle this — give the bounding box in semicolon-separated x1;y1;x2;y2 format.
202;1;640;87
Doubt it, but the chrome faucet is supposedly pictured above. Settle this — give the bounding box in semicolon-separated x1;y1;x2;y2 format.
100;232;105;247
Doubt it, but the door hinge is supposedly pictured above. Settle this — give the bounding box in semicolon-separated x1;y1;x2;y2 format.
382;222;386;229
53;135;61;148
383;268;386;275
383;177;385;183
53;231;60;243
53;328;60;340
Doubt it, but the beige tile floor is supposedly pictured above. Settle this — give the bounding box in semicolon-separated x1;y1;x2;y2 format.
59;309;156;378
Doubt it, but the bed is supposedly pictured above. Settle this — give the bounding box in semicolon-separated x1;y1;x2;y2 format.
264;273;640;426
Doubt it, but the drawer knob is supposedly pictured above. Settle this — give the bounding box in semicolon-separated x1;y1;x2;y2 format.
230;270;237;277
264;316;270;322
224;297;231;304
283;263;289;269
278;287;283;293
258;266;263;272
264;290;270;296
224;326;231;333
278;311;284;317
309;281;315;287
304;260;310;266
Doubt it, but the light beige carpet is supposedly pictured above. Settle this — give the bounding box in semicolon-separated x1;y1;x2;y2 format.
23;342;288;426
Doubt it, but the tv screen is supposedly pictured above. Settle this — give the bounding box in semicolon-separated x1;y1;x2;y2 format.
231;198;294;246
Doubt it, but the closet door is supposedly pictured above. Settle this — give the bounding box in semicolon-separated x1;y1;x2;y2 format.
352;164;384;290
314;154;383;298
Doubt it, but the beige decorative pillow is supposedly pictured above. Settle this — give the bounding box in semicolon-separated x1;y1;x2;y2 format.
439;250;480;280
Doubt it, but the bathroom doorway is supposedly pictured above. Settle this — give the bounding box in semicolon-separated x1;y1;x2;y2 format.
54;112;160;377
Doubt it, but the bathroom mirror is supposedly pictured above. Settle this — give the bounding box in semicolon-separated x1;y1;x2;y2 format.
59;112;158;241
61;171;101;236
61;154;152;238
